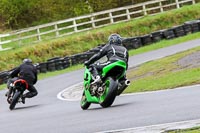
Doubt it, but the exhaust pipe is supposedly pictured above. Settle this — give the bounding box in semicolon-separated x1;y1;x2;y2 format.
117;80;131;96
125;80;130;86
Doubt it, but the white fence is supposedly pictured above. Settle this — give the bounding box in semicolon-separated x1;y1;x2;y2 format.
0;0;198;50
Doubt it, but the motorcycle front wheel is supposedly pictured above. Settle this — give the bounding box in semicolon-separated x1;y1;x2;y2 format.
9;91;21;110
80;91;91;110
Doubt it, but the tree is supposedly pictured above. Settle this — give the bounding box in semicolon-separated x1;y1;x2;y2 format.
0;0;154;30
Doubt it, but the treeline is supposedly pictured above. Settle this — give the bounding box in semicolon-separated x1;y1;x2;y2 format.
0;0;150;30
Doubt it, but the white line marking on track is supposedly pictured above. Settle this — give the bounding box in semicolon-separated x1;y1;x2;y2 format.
57;82;200;101
57;82;83;101
97;119;200;133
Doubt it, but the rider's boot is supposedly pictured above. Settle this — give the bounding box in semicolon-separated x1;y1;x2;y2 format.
7;97;12;104
91;67;101;84
5;91;8;97
92;75;101;84
6;89;12;104
21;95;26;104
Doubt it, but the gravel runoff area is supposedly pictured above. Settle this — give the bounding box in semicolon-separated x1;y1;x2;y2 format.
178;51;200;69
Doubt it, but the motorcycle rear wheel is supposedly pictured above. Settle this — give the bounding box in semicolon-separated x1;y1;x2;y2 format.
100;77;118;108
9;91;21;110
80;91;91;110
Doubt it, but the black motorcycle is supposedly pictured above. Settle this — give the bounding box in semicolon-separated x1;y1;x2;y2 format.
6;78;28;110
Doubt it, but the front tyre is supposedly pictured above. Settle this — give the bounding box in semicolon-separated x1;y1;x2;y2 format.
9;91;21;110
80;91;91;110
100;77;118;108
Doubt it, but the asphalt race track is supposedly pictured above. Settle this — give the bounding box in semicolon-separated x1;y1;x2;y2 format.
1;39;200;133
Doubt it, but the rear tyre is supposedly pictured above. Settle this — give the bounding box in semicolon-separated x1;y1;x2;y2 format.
100;77;118;108
9;91;21;110
80;91;91;110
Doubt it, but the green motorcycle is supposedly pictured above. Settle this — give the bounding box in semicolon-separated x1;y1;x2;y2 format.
80;60;130;110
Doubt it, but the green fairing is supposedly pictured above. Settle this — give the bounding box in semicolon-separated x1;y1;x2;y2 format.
102;60;126;78
85;90;99;103
84;78;109;103
83;67;99;103
83;67;91;87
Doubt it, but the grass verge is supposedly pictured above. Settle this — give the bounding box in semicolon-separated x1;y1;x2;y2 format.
125;43;200;93
1;32;200;91
1;3;200;71
167;127;200;133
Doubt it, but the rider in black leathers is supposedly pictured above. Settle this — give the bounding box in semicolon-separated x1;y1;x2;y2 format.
6;58;38;104
84;34;129;87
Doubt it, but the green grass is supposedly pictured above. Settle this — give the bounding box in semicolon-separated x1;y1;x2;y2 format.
1;3;200;71
126;67;200;93
1;4;200;91
167;127;200;133
1;32;200;91
125;45;200;93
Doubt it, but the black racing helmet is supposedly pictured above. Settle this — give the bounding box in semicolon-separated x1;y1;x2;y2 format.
23;58;32;64
108;34;122;45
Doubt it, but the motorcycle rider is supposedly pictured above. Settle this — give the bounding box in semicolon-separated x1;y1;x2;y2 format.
84;33;130;92
6;58;38;104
